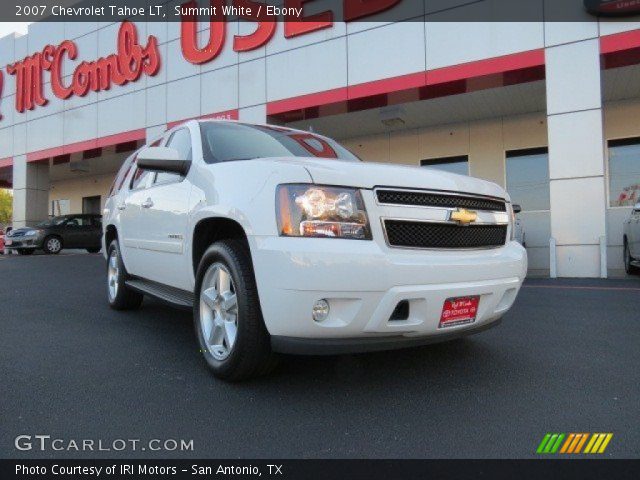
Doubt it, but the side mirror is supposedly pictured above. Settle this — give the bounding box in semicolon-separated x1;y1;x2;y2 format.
137;147;190;176
512;204;522;214
634;202;640;213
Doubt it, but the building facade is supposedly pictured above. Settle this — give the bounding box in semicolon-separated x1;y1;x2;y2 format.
0;7;639;278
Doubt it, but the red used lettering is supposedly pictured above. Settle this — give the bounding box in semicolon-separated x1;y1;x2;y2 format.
233;0;276;51
180;0;226;64
343;0;401;21
284;0;333;38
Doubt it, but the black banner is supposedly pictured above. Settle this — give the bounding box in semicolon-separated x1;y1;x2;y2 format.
2;459;640;480
3;0;640;23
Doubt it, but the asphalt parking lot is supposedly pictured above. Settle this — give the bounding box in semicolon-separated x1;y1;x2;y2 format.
1;253;639;459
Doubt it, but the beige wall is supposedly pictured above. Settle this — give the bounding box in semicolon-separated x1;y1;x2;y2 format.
49;174;114;215
342;112;549;185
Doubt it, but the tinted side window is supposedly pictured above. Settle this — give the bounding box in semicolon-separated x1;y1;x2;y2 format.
154;129;191;185
109;154;135;196
167;128;192;160
66;217;91;227
131;167;153;190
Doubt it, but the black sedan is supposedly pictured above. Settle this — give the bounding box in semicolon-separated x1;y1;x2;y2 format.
5;214;102;255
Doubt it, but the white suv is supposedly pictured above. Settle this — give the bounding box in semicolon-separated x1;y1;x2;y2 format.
103;120;527;380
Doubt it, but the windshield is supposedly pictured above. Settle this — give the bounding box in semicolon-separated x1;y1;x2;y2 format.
37;216;68;227
200;122;360;164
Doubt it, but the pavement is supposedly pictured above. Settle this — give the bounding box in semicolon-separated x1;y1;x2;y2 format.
1;253;639;459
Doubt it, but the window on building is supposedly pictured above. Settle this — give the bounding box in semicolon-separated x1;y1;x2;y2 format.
154;129;191;185
608;138;640;207
420;155;469;175
506;148;550;211
51;199;70;216
82;195;101;215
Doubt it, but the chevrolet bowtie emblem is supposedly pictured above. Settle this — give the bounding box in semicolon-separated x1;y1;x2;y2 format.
450;208;478;225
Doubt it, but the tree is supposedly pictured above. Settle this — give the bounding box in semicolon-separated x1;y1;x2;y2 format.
0;189;12;225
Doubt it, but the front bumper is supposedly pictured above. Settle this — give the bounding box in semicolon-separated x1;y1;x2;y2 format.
272;317;502;355
4;237;41;249
251;236;527;351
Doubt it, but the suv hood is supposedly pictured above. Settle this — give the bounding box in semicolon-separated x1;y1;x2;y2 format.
268;158;508;200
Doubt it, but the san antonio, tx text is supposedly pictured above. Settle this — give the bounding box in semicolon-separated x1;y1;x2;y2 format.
16;463;284;476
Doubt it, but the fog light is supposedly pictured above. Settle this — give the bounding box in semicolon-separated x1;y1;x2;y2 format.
312;299;330;322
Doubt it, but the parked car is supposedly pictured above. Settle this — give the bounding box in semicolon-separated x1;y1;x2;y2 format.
512;204;525;247
623;201;640;274
103;120;527;381
5;214;102;255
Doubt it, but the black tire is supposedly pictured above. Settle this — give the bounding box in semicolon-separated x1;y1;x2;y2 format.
194;239;277;381
624;239;639;275
86;247;101;254
17;249;34;255
107;240;143;310
42;235;63;254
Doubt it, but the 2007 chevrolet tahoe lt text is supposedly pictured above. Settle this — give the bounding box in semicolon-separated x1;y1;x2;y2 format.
103;120;527;381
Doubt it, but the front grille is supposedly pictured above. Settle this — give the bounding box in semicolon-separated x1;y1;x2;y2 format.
377;189;506;212
384;220;507;249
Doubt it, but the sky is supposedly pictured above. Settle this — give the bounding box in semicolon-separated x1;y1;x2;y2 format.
0;22;31;39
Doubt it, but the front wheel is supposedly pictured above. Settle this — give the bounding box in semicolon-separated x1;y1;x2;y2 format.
87;247;101;254
107;240;143;310
194;239;277;381
624;240;639;275
17;249;34;255
43;236;62;254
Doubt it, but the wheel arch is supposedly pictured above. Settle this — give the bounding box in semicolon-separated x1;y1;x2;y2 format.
192;217;250;278
105;224;118;249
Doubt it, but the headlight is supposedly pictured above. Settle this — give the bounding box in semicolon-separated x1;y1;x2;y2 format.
24;229;40;237
276;184;372;240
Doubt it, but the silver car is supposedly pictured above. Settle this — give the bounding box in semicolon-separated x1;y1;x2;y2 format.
623;202;640;275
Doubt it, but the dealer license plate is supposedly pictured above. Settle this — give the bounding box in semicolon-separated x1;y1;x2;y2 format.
439;296;480;328
5;239;11;246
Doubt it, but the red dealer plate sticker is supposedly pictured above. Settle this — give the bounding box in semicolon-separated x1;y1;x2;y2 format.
439;296;480;328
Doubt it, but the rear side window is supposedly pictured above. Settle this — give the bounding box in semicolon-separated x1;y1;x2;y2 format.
130;167;154;190
109;154;136;197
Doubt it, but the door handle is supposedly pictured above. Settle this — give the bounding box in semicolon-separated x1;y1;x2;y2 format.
141;198;154;209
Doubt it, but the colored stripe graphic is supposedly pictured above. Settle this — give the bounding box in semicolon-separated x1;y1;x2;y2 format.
537;433;565;454
540;433;613;454
574;433;589;453
584;433;614;454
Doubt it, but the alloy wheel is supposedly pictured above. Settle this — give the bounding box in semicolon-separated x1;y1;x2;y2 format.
108;250;119;301
199;263;238;361
47;237;61;253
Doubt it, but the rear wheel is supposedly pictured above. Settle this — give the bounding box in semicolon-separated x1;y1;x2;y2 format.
86;247;101;254
624;240;639;275
107;240;143;310
43;235;62;254
194;239;277;381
